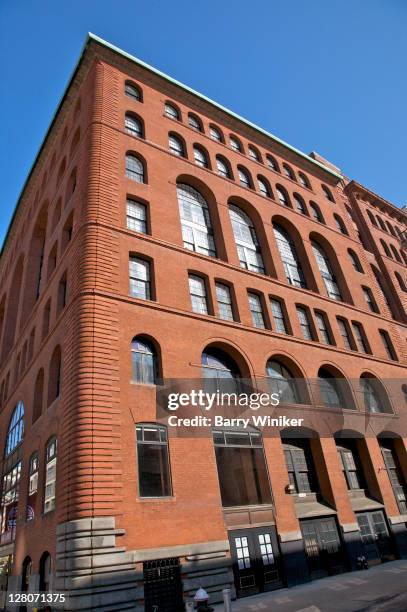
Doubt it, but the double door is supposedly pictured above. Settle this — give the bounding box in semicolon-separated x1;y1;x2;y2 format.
300;517;345;579
229;526;284;598
357;511;393;564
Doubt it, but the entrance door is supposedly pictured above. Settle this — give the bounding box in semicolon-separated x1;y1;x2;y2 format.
143;558;184;612
229;526;284;598
300;517;345;579
357;511;393;564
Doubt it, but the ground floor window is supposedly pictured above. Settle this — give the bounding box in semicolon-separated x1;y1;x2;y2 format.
213;430;272;507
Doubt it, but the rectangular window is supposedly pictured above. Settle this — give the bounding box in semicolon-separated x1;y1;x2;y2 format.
379;330;397;361
296;306;313;341
284;442;316;494
189;275;208;315
352;322;370;354
127;199;147;233
270;299;288;334
213;431;272;507
248;292;266;329
136;425;171;497
315;311;332;345
44;439;57;514
337;318;353;350
215;283;234;321
129;257;151;300
362;287;379;313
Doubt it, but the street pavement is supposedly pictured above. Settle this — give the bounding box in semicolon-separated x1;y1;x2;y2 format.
213;559;407;612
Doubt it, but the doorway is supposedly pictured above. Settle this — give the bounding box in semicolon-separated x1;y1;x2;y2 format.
229;526;284;598
300;517;345;579
357;511;394;564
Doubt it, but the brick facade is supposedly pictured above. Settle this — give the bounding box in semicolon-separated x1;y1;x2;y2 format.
0;35;406;610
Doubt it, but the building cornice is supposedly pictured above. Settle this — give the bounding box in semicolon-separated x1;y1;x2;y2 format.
345;180;407;223
1;32;343;259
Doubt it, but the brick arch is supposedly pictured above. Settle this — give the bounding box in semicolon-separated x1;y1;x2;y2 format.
200;338;253;380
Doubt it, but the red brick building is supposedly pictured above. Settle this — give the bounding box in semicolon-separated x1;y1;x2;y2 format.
0;34;406;610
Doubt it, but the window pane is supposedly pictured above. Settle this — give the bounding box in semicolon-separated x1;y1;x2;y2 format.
127;200;147;233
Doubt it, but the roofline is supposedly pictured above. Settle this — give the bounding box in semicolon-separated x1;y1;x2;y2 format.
0;32;344;258
88;33;342;179
346;180;407;220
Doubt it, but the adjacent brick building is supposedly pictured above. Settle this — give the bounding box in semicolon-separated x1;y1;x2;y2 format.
0;33;406;611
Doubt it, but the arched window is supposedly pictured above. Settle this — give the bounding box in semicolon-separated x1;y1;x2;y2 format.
380;239;392;258
229;205;265;273
125;154;145;183
257;176;272;198
44;437;57;513
334;214;348;235
21;557;32;593
51;199;62;232
395;272;407;292
360;376;384;413
229;135;242;152
322;184;335;202
131;337;157;384
348;249;363;272
318;368;344;408
57;158;66;184
177;183;216;257
276;185;290;207
283;163;295;181
266;360;299;404
164;102;180;120
168;133;185;157
216;156;232;179
2;256;24;360
136;423;172;497
371;266;395;316
266;155;279;172
5;401;24;457
401;251;407;266
69;128;80;158
248;145;261;162
237;166;252;189
387;222;397;237
201;348;240;390
293;194;306;214
390;244;402;263
377;216;386;231
188;113;203;132
312;241;342;300
273;224;306;288
193;145;209;168
32;369;44;423
125;113;143;138
47;346;61;406
310;202;324;223
209;125;223;142
65;168;77;204
125;81;142;101
213;428;272;507
366;210;377;226
39;552;52;592
298;172;310;189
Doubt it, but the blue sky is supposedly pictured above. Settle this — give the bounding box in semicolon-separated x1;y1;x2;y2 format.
1;0;406;248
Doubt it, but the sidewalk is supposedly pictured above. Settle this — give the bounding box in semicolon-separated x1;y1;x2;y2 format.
213;559;407;612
